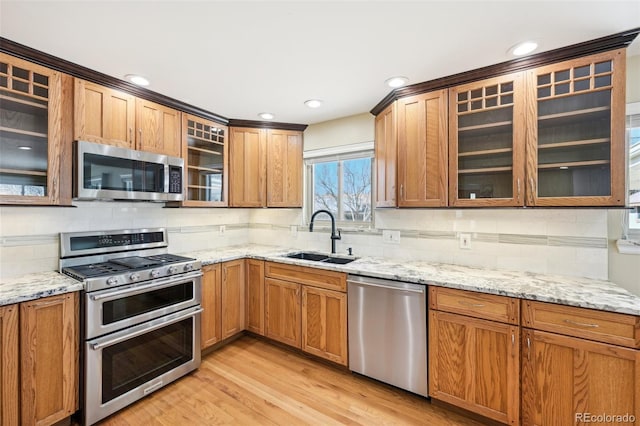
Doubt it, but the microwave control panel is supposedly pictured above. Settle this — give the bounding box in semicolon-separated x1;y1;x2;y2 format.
169;166;183;194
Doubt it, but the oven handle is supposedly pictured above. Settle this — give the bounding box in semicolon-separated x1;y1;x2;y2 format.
89;307;203;351
89;271;203;302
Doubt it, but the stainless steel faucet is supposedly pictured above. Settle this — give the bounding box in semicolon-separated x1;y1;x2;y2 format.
309;209;341;254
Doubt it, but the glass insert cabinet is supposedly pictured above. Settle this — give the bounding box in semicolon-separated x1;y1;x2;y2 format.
181;114;228;206
0;53;65;204
447;48;626;207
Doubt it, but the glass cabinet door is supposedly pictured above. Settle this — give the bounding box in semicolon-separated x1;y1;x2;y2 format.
449;73;525;206
0;53;60;204
528;49;625;206
183;114;228;206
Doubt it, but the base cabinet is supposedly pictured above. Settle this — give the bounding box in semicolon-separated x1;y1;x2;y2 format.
0;304;19;426
245;259;265;335
302;286;348;366
265;277;301;348
201;264;222;349
20;293;78;426
221;260;245;339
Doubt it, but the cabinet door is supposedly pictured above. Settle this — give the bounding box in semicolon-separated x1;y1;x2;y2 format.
429;311;520;425
0;53;66;205
73;79;135;149
229;127;267;207
522;328;640;425
397;90;448;207
525;49;626;206
20;293;78;426
302;286;347;366
136;99;181;157
0;304;19;426
201;264;222;349
375;102;397;207
245;259;265;335
266;129;303;207
449;72;525;207
183;114;228;206
265;277;301;348
221;259;245;339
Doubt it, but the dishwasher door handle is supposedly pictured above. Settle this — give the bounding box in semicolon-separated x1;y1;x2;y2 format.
346;279;425;294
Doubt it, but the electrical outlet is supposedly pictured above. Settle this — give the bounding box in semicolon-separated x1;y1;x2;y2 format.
459;233;471;249
290;225;298;237
382;230;401;244
219;225;226;236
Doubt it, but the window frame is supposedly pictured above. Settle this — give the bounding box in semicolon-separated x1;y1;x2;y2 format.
304;144;374;228
626;102;640;241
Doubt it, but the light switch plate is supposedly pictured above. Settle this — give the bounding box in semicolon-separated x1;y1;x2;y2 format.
382;230;401;244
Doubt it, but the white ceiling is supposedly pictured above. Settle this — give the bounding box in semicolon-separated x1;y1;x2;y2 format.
1;1;639;125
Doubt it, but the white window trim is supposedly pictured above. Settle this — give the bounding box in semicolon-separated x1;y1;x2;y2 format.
620;102;640;251
304;143;374;229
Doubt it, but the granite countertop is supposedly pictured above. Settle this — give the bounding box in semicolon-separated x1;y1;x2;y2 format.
3;244;640;316
0;271;83;307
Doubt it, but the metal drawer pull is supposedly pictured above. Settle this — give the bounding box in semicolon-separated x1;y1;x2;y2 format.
458;300;485;308
563;319;600;328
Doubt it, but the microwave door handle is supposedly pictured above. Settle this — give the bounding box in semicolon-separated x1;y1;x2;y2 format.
89;271;202;302
90;307;203;351
164;163;170;194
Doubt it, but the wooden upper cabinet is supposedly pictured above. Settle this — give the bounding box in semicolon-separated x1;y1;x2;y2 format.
182;114;228;206
0;53;72;205
375;102;397;207
201;264;222;349
398;89;448;207
221;259;245;339
229;127;267;207
0;304;19;426
449;72;526;207
266;129;303;207
74;79;135;149
136;98;181;157
20;292;78;426
525;49;626;206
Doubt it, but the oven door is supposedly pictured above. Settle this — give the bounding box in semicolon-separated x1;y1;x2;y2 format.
85;271;202;339
84;306;202;426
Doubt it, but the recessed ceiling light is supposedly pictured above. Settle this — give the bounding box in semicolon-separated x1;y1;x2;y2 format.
510;41;538;56
559;166;569;170
17;146;32;150
385;76;409;88
304;99;323;108
258;112;275;120
124;74;150;86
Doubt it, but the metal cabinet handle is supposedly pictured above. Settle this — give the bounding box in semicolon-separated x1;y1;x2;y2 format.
517;178;521;203
563;319;599;328
139;128;142;144
511;333;515;347
400;184;404;200
458;300;485;308
527;336;531;361
129;128;133;143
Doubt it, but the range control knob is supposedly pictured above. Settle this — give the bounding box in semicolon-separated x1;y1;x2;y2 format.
168;266;178;274
150;269;161;278
184;263;194;272
106;277;118;286
130;273;141;281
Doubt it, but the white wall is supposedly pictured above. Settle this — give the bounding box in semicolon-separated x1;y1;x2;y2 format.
304;113;374;151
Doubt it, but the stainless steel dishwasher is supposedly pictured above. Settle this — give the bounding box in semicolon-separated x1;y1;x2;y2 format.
347;275;428;397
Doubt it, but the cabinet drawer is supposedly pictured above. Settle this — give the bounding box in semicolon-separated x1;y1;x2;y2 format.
429;287;519;325
522;300;640;348
265;262;346;292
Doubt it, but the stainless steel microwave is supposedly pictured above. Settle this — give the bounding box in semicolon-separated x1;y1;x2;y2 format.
74;141;184;201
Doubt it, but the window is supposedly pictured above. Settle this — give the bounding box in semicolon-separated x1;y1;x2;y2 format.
626;102;640;239
306;149;373;226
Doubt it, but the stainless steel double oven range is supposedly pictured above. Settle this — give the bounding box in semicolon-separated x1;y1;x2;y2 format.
60;228;202;425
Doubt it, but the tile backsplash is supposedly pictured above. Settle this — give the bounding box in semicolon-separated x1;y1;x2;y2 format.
0;202;609;282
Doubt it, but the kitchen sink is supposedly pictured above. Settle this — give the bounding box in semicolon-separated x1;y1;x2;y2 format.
285;252;356;265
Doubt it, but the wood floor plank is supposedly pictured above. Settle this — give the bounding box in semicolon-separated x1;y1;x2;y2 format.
98;335;484;425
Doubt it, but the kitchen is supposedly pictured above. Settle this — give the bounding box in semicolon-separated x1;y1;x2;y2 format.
1;1;640;425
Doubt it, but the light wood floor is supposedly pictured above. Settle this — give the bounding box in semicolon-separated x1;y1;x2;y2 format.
99;335;484;425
